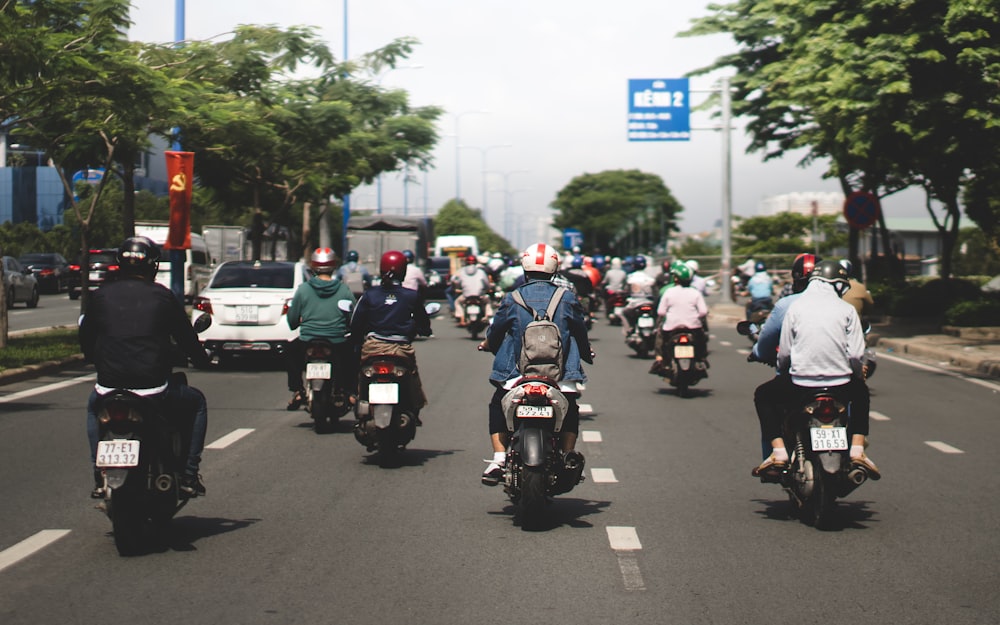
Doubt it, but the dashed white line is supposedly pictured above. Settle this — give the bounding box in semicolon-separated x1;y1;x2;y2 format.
607;526;642;550
581;430;602;443
870;411;891;421
591;468;618;483
205;428;255;449
578;403;593;414
0;530;71;573
719;340;732;347
925;441;965;454
0;374;95;404
607;526;645;591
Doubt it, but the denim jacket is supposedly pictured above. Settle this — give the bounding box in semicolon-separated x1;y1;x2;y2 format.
485;278;592;383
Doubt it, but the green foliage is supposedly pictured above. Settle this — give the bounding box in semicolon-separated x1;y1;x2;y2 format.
944;298;1000;327
672;237;720;259
550;170;682;255
951;228;1000;277
433;200;513;254
0;329;79;373
733;213;846;256
869;277;985;318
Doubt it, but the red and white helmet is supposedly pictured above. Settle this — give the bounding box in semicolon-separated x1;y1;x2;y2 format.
310;247;339;274
521;243;559;274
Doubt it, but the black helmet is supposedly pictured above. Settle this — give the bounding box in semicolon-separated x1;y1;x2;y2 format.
117;236;160;279
791;253;819;293
809;259;850;296
346;250;359;263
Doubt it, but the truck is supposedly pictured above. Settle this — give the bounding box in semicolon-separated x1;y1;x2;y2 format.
202;225;249;265
345;215;434;267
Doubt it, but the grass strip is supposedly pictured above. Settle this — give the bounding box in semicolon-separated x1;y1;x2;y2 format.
0;329;81;373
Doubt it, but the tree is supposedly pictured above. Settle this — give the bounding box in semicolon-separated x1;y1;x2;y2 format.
733;212;845;256
433;200;513;254
550;169;682;255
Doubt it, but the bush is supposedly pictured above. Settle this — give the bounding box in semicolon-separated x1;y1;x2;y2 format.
870;277;985;318
944;298;1000;326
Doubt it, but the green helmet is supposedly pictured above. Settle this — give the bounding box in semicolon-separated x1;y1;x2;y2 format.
670;261;692;285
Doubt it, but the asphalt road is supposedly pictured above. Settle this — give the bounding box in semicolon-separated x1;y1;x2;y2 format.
2;305;999;625
6;291;81;334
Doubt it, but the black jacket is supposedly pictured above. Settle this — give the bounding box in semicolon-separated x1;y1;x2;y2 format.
350;282;431;343
79;277;209;389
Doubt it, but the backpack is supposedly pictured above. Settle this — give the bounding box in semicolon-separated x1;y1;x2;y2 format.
510;287;567;381
343;263;365;297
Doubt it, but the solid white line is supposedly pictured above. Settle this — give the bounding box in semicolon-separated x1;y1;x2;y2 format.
0;530;71;573
581;430;602;443
925;441;965;454
878;351;1000;392
205;428;255;450
607;526;642;551
591;468;618;483
578;403;593;414
870;411;891;421
0;374;95;404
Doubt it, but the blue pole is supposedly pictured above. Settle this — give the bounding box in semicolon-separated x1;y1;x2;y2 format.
169;0;186;303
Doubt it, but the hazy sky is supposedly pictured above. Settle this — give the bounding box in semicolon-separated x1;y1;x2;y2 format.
127;0;923;247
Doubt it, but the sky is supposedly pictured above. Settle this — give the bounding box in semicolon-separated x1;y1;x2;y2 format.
127;0;924;249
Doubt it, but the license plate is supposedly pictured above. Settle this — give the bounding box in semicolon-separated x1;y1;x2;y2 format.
466;305;480;315
810;426;848;451
638;316;655;328
516;405;553;418
673;344;695;359
369;383;399;404
89;271;101;281
306;362;332;379
235;305;258;323
96;440;140;468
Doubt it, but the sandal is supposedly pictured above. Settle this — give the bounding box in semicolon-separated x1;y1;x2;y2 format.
287;391;305;411
751;455;788;481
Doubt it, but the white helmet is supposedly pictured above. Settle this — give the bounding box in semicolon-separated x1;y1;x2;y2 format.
685;259;699;273
521;243;559;274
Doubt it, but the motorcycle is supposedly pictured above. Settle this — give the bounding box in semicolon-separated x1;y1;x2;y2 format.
352;302;440;464
605;289;627;326
462;294;490;339
94;315;212;556
498;377;586;529
625;301;657;358
737;322;874;529
661;330;708;396
302;339;353;434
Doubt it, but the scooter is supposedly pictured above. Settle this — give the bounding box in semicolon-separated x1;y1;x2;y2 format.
462;294;489;339
302;339;353;434
625;301;657;358
661;330;708;396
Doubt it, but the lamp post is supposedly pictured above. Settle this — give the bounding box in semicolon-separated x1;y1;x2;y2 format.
450;110;489;201
374;65;423;215
486;169;528;240
459;144;511;223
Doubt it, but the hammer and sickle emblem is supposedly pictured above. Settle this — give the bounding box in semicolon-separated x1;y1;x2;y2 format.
170;172;187;193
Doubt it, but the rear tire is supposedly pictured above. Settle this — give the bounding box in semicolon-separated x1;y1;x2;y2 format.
311;396;329;434
519;467;547;530
805;467;838;529
110;488;145;556
26;286;39;308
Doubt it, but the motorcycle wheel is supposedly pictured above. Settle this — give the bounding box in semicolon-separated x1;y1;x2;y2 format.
805;467;838;529
519;467;547;530
110;486;145;556
311;395;329;434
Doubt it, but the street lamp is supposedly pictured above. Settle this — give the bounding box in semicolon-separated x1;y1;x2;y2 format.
374;65;423;215
485;169;528;239
450;110;489;201
460;144;512;222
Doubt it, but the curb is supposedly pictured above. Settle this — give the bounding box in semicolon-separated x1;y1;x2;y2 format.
0;354;87;386
872;336;1000;380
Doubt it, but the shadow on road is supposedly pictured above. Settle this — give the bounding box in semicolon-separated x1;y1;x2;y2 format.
751;497;879;531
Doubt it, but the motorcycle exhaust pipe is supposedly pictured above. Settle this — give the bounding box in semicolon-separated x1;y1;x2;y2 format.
563;450;585;471
847;466;869;486
154;474;174;492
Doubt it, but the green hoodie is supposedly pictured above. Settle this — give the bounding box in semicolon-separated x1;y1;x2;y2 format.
286;276;355;342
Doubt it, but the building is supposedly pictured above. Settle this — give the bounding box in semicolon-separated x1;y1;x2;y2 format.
757;191;845;217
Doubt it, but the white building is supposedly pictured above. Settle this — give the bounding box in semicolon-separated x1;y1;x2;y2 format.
758;191;845;217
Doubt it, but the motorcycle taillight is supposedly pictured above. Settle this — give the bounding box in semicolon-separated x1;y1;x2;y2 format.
373;362;394;376
807;397;843;423
678;334;690;343
306;344;332;359
523;383;549;396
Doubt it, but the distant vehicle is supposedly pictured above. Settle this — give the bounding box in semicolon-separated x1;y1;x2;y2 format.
433;235;479;258
425;255;453;299
18;252;70;293
192;260;310;365
67;249;120;300
134;222;212;302
3;255;40;308
346;215;434;267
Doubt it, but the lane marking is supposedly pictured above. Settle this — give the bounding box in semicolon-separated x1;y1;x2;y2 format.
0;374;95;404
606;526;645;591
591;468;618;483
578;403;593;414
870;411;891;421
719;340;732;347
581;430;602;443
925;441;965;454
736;348;750;356
205;428;255;450
877;351;1000;392
0;530;71;573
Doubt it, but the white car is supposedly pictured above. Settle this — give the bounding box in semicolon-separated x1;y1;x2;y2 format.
192;260;311;363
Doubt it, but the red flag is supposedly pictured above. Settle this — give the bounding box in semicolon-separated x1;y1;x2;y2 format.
164;151;194;250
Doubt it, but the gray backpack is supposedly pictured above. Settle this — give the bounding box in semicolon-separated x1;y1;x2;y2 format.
343;264;365;297
510;287;567;381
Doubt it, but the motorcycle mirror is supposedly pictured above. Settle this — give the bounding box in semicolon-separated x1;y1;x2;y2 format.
192;313;213;333
338;299;353;313
425;302;442;317
860;317;872;334
736;320;754;336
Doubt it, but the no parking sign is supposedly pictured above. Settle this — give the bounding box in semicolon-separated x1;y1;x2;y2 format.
843;191;880;230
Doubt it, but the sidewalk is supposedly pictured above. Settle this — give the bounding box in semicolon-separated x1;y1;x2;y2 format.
709;301;1000;381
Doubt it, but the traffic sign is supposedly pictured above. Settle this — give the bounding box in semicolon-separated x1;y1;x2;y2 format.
627;78;690;141
563;228;583;250
842;191;880;230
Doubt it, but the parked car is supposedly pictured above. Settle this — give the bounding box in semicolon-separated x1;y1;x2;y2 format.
67;249;120;300
192;260;311;365
2;256;40;308
18;252;70;293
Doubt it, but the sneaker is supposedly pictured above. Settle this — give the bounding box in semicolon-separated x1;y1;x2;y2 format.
180;474;206;497
481;462;504;486
850;454;881;481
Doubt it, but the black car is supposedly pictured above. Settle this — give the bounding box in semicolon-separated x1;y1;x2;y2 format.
425;255;453;300
67;249;120;300
19;252;70;294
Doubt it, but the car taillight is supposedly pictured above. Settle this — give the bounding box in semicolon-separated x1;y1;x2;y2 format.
40;269;54;276
107;265;120;273
282;299;292;315
194;297;213;315
69;264;80;271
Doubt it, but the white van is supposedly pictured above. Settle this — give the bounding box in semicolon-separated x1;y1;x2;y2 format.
134;222;213;301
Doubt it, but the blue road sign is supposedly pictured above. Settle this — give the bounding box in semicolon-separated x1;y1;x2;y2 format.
628;78;690;141
563;228;583;250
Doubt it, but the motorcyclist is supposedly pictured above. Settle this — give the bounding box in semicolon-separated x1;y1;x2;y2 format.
337;250;373;298
839;259;874;317
349;251;433;425
685;259;709;297
400;249;427;295
80;236;210;498
451;254;492;326
479;242;593;485
752;260;880;480
602;257;627;294
285;248;357;411
562;255;596;320
497;255;524;292
621;255;656;335
745;260;774;320
650;262;709;375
